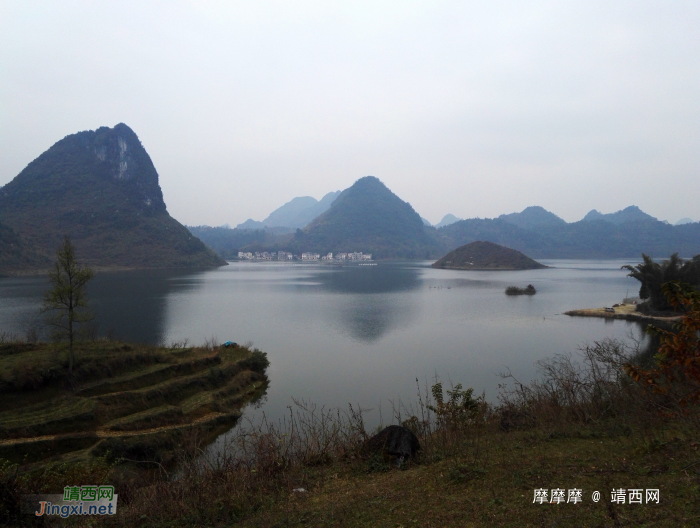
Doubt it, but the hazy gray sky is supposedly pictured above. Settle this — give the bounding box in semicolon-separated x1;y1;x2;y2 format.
1;1;698;226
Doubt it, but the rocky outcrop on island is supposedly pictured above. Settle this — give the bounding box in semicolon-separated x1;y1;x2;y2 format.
432;241;547;270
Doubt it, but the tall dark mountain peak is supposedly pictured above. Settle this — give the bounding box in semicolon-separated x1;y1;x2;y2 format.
0;124;223;270
299;176;436;258
2;123;166;214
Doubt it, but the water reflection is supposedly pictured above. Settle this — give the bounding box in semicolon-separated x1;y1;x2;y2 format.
308;264;420;342
336;294;417;342
0;269;210;343
1;260;647;436
89;269;207;344
0;276;49;339
313;264;420;294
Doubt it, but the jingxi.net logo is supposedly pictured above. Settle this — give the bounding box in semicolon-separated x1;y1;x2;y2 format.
22;485;117;518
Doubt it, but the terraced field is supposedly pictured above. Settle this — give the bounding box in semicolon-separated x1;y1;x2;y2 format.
0;341;269;466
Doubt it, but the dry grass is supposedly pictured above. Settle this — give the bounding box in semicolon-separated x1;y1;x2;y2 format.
0;339;268;477
2;337;700;527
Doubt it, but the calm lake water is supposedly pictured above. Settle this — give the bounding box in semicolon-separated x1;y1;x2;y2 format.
0;259;645;431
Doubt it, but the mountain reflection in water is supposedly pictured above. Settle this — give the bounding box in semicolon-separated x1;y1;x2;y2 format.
0;259;647;433
309;264;420;342
89;269;207;344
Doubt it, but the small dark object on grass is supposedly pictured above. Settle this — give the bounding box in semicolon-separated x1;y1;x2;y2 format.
223;341;238;348
505;284;536;296
499;408;534;432
362;425;420;467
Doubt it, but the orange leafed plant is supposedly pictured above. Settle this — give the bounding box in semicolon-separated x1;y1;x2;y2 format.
625;281;700;410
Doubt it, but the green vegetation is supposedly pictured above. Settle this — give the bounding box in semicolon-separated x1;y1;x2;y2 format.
433;241;547;270
296;176;439;259
626;281;700;410
2;286;700;526
623;253;700;312
505;284;537;295
0;221;50;275
187;225;281;259
195;197;700;263
439;214;700;259
0;339;268;472
41;236;95;374
0;123;224;273
3;295;700;525
206;176;443;259
498;205;567;230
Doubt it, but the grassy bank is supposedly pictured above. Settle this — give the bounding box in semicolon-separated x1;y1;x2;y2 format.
1;336;699;526
0;337;268;511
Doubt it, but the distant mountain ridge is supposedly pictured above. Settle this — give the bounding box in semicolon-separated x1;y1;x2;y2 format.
498;206;566;230
581;205;657;224
435;214;462;228
437;214;700;259
0;123;224;272
236;191;341;230
194;198;700;261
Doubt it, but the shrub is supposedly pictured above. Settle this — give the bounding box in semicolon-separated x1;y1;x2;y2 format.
240;349;270;373
505;284;536;295
626;281;700;416
498;338;655;432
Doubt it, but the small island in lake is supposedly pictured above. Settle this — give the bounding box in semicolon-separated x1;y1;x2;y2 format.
505;284;536;295
432;241;547;270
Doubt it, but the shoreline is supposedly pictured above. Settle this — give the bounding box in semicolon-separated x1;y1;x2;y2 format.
0;263;229;278
564;304;682;325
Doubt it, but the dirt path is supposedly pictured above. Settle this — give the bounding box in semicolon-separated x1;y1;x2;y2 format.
0;412;230;447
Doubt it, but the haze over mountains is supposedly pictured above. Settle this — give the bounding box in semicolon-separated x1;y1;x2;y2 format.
581;206;657;225
498;206;566;230
0;124;224;273
439;211;700;259
294;176;436;258
1;123;698;272
236;191;341;230
190;175;700;261
435;214;462;228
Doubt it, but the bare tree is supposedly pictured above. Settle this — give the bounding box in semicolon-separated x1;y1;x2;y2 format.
42;236;94;374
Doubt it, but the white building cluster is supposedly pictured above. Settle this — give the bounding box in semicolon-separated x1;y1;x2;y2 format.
237;251;372;262
237;251;294;261
302;252;373;261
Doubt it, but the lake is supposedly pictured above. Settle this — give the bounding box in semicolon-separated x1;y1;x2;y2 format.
0;259;645;432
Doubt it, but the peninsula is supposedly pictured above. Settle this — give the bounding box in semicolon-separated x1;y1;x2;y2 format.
564;303;682;326
0;340;268;467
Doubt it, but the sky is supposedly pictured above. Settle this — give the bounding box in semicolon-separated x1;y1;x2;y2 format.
1;1;699;226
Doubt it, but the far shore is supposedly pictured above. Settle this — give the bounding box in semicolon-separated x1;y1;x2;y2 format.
0;263;230;278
